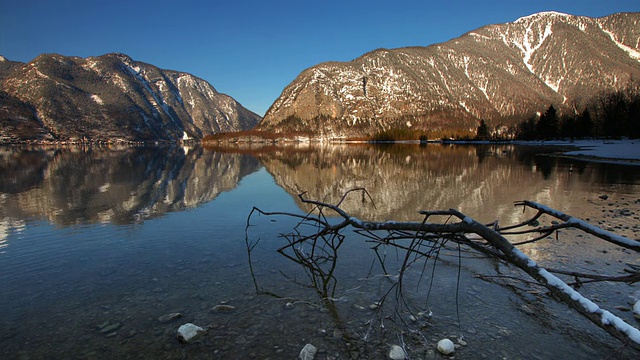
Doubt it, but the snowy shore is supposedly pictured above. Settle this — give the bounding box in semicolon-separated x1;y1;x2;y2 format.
518;139;640;164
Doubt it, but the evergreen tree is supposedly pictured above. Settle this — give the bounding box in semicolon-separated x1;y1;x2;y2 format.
536;105;559;139
575;109;593;138
624;84;640;138
598;91;625;138
560;115;576;138
476;119;490;140
516;116;537;140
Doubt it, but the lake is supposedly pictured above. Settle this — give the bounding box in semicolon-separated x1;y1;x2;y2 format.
1;143;639;359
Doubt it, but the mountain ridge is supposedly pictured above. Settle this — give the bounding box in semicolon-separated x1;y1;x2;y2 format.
0;53;261;143
258;11;640;138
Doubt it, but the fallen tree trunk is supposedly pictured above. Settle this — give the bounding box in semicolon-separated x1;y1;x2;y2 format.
447;208;640;351
247;189;640;351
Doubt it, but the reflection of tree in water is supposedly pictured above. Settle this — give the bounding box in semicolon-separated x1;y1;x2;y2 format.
0;146;261;226
535;155;556;179
592;161;640;185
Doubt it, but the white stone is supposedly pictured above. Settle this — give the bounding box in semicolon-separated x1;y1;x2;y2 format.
633;300;640;315
176;323;206;343
299;343;317;360
388;344;407;359
437;338;455;355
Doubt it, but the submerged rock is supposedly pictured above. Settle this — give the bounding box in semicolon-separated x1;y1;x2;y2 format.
98;321;121;334
388;344;407;359
369;301;382;310
299;343;317;360
211;304;236;313
437;338;455;355
158;312;182;323
176;323;206;343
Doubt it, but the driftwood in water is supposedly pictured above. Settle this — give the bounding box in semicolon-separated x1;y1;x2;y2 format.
246;189;640;351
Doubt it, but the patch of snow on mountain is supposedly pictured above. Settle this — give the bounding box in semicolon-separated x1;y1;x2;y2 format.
121;64;184;132
176;74;190;87
155;80;165;93
516;21;553;75
111;74;129;92
477;80;490;101
514;11;571;24
599;26;640;61
543;75;561;92
81;59;100;72
29;66;51;80
380;68;401;95
578;22;587;32
136;71;178;127
183;76;218;101
505;62;518;76
91;94;103;105
459;101;471;113
469;32;491;41
462;55;471;79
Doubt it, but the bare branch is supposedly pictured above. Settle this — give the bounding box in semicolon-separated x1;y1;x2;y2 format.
516;200;640;251
246;191;640;351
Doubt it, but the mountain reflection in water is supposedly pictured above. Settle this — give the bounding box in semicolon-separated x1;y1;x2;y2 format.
0;145;261;226
2;143;639;228
257;143;640;223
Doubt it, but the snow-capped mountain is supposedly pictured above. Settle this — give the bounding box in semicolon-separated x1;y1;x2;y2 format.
259;12;640;138
0;53;261;143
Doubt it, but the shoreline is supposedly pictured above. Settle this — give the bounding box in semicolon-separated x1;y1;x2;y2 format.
517;139;640;166
3;138;640;165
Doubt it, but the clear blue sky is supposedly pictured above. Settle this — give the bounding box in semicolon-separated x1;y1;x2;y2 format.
1;0;637;116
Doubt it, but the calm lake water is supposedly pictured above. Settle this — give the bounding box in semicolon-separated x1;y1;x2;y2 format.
1;143;639;359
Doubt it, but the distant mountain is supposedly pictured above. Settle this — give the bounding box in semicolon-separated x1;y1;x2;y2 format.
258;12;640;138
0;53;261;143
